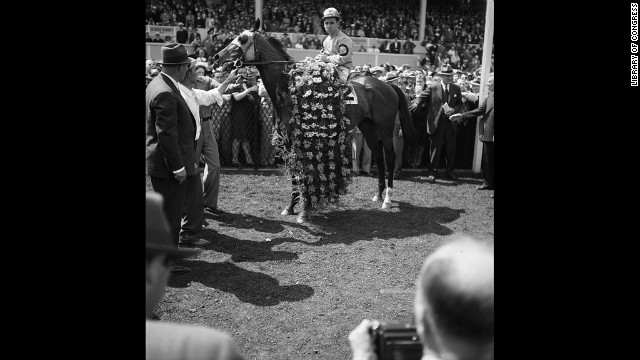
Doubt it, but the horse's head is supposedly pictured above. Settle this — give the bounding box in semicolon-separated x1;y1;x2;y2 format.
212;19;261;71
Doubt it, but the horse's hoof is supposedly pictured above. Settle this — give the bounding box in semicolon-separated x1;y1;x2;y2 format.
296;213;308;224
382;201;392;209
372;195;381;202
281;208;294;216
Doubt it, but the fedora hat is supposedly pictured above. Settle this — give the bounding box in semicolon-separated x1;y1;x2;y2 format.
322;7;341;21
146;192;201;259
437;63;454;76
384;71;399;82
156;43;191;65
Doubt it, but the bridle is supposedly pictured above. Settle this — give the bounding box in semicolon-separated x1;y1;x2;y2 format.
231;32;294;68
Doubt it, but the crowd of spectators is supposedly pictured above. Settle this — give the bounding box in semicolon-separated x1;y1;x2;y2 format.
146;0;486;42
147;1;491;74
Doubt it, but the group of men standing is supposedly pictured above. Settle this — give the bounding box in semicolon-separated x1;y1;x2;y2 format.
146;42;240;273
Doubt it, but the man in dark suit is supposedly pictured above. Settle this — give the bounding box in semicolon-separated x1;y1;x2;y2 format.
412;64;463;181
146;193;245;360
389;38;401;54
146;43;202;273
451;73;494;191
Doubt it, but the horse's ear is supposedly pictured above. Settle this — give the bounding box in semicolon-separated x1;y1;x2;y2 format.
239;34;248;44
251;18;260;32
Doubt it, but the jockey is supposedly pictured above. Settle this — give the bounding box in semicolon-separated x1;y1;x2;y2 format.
314;7;353;88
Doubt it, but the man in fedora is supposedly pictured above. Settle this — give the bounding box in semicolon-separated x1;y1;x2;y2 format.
314;7;353;84
146;192;245;360
147;43;204;273
411;63;463;181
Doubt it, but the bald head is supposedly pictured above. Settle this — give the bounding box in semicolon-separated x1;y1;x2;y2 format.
415;237;494;360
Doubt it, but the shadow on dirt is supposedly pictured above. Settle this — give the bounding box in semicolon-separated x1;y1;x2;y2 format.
206;211;313;234
168;260;314;306
197;230;315;262
297;201;465;245
200;203;463;260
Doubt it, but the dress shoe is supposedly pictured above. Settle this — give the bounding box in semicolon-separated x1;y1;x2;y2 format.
426;175;436;182
444;173;458;180
477;185;494;190
179;236;211;247
170;265;191;273
205;206;223;214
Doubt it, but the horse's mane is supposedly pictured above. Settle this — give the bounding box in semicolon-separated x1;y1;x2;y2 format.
255;33;293;62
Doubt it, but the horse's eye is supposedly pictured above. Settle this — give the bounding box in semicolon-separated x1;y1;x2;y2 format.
239;35;248;44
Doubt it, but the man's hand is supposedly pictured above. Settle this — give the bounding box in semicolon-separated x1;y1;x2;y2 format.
225;69;241;84
174;169;187;184
247;85;258;92
348;319;378;360
450;113;462;122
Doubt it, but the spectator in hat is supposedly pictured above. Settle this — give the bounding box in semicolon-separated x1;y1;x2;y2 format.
145;192;246;360
410;63;463;182
176;22;188;44
146;31;153;43
152;32;164;43
146;43;201;273
451;73;494;192
314;7;353;83
280;32;292;49
370;66;385;80
164;35;173;43
348;235;494;360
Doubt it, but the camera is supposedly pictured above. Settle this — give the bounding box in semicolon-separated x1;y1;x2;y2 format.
371;321;422;360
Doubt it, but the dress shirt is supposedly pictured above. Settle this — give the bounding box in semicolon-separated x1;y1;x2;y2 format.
177;82;202;140
178;82;226;140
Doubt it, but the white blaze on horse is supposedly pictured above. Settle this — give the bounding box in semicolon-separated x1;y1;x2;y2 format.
213;19;418;223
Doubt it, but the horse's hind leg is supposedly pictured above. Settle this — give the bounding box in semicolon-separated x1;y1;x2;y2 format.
381;135;395;209
360;122;385;202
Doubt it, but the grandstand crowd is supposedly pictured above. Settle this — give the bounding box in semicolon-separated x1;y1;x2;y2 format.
146;0;491;71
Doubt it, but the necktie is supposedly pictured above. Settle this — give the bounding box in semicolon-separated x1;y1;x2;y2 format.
443;85;449;102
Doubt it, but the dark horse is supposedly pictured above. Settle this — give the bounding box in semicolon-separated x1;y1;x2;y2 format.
213;19;416;223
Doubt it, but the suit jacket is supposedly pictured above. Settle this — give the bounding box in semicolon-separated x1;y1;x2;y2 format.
414;82;463;135
460;91;494;142
146;73;198;179
389;42;401;54
146;320;244;360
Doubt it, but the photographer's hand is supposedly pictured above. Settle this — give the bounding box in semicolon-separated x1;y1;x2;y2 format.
349;319;378;360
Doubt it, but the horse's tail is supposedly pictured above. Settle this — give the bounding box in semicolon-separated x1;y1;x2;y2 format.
390;84;418;145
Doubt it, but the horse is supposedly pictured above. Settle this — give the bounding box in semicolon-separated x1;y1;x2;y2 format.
213;19;417;223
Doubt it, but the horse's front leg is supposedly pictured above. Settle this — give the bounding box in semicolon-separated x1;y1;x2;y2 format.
296;191;311;224
281;178;299;215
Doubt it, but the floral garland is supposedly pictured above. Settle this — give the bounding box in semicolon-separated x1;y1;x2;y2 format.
272;58;352;207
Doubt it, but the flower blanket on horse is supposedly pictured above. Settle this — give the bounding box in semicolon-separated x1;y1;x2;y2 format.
272;59;352;207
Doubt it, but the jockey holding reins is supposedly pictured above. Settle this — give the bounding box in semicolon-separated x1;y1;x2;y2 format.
314;7;353;84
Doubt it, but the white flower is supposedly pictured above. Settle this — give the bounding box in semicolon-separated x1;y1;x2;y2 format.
312;77;322;83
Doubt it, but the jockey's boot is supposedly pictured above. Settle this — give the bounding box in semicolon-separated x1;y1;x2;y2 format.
338;77;352;99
